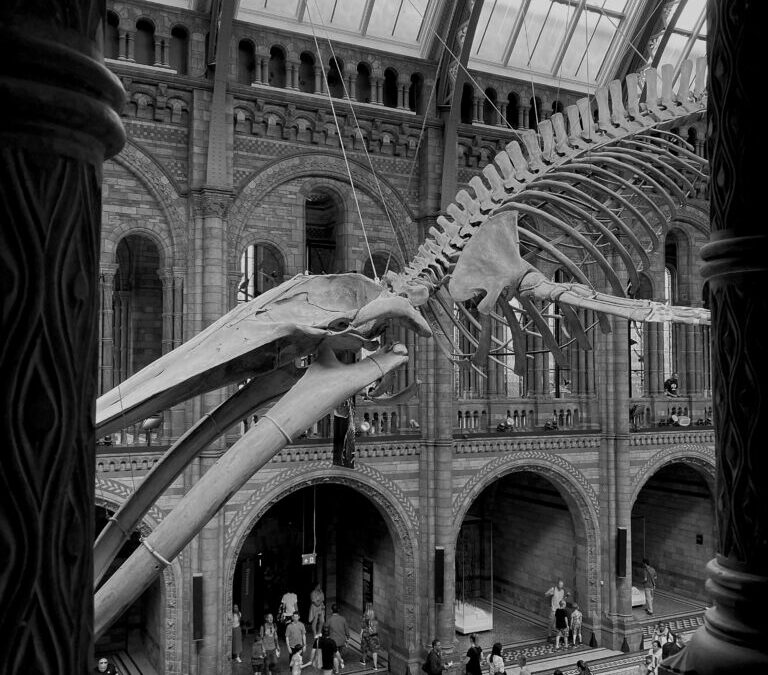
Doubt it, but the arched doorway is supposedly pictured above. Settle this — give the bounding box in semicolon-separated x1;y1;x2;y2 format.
631;462;715;613
232;484;400;667
453;460;599;650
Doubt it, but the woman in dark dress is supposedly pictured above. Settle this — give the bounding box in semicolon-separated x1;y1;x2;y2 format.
464;634;482;675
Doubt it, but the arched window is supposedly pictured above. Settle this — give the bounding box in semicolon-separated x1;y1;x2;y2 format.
268;45;286;88
237;40;256;85
529;96;542;129
357;63;372;103
409;73;424;113
238;244;284;303
105;12;120;60
483;88;497;125
326;58;344;98
552;99;564;114
460;83;474;124
383;68;398;108
299;52;315;94
134;19;155;66
113;235;163;383
506;92;519;128
170;25;188;75
305;192;342;274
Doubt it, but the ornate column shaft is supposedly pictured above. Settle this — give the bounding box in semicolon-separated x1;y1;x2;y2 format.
661;1;768;672
99;264;118;395
126;31;135;61
519;105;528;129
0;3;124;673
153;36;162;66
314;65;323;94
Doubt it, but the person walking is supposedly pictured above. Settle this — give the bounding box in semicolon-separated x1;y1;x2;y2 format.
544;579;568;639
360;602;380;670
309;583;326;636
318;626;340;675
285;611;307;658
516;654;531;675
642;558;658;615
290;644;311;675
326;603;349;671
259;613;280;674
463;633;482;675
486;642;504;675
232;604;244;663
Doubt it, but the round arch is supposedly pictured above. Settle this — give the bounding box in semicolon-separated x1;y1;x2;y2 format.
451;451;601;621
228;153;416;269
108;139;186;262
630;444;715;506
222;462;420;671
94;476;183;675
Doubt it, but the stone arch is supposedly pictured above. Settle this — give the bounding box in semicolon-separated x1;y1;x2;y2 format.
630;444;715;506
228;153;416;269
222;461;419;672
109;139;186;262
104;223;174;276
94;477;182;675
451;451;601;622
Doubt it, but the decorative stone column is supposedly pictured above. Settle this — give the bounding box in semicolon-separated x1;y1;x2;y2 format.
99;264;118;396
398;76;409;110
660;0;768;672
126;30;135;62
118;29;128;60
0;3;125;674
498;101;507;127
314;65;323;94
154;36;162;66
373;77;382;105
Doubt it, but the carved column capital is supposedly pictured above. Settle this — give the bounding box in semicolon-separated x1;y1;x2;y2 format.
193;189;232;218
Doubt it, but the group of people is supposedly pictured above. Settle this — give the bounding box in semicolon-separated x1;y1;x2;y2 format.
643;622;685;674
544;579;583;649
231;587;382;675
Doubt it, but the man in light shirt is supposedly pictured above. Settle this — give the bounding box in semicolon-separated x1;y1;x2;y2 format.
544;579;568;639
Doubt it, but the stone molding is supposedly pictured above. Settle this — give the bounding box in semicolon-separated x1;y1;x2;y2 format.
454;434;602;453
628;429;715;446
629;443;716;506
222;461;419;671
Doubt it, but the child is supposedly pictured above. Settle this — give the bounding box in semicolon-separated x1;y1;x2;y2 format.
554;600;570;649
290;644;310;675
570;603;583;646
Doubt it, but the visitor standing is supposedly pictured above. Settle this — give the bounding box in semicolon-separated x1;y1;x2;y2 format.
642;558;657;615
463;633;482;675
554;600;570;649
544;578;568;638
516;654;531;675
326;604;349;672
576;660;593;675
570;603;583;646
232;604;244;663
424;639;452;675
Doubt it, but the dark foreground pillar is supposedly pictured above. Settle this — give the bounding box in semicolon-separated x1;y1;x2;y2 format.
661;1;768;672
0;4;124;674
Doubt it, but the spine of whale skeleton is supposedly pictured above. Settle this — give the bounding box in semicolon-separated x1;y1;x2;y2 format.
94;59;710;636
385;58;710;375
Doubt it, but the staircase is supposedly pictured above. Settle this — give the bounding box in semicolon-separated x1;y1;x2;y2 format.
112;650;160;675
